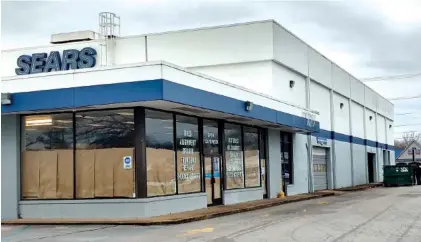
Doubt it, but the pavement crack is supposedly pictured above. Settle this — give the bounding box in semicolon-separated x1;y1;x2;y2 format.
10;225;117;242
396;211;421;242
331;203;395;242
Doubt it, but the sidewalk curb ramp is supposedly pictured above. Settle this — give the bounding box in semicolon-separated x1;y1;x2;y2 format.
2;185;379;226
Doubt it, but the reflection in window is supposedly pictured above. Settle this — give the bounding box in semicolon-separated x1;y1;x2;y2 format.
146;110;176;196
22;114;74;199
203;120;219;156
225;123;244;189
244;127;260;187
176;115;201;193
75;109;135;198
281;132;293;184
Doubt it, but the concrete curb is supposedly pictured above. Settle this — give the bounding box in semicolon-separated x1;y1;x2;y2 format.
334;183;383;192
1;191;338;226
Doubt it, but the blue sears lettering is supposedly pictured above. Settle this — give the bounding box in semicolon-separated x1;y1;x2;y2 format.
15;47;97;75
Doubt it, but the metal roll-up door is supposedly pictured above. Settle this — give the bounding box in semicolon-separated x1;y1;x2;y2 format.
312;147;328;191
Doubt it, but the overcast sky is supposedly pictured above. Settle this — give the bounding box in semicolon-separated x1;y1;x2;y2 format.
2;0;420;139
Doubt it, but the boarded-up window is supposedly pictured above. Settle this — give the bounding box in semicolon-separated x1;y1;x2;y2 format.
145;110;176;197
176;115;201;194
244;127;260;188
22;114;74;199
225;123;244;189
75;109;135;198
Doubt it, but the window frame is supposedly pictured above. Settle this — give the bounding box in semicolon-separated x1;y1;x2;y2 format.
20;112;76;200
243;126;261;188
223;122;263;191
19;107;267;200
280;132;294;185
174;113;202;194
20;108;138;201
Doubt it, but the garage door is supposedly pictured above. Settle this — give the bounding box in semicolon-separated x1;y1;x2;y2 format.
312;147;328;191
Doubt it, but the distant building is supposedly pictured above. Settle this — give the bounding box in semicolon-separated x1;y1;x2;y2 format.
396;140;421;163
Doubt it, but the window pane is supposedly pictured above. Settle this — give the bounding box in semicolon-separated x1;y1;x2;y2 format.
75;109;135;198
203;120;219;156
176;115;201;194
225;123;244;189
22;113;74;200
146;110;176;196
244;127;260;187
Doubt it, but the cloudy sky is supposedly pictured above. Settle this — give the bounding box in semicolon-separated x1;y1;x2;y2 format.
2;0;420;139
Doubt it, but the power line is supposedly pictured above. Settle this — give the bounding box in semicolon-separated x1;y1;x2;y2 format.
394;123;421;128
361;72;421;82
389;94;421;101
396;112;421;116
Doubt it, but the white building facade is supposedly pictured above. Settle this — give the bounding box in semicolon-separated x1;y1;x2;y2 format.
1;20;395;220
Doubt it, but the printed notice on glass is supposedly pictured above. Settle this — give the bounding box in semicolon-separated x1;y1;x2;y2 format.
178;129;200;181
226;137;243;178
123;156;132;169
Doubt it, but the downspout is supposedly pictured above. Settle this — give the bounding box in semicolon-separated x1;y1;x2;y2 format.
330;89;336;189
349;97;354;186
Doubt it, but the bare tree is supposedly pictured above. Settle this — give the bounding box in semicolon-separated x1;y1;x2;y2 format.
402;131;421;146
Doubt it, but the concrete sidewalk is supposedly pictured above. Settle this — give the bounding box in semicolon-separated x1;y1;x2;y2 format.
2;184;380;226
334;182;383;192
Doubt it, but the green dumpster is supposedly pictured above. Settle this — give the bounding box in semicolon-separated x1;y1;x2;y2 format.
383;165;413;187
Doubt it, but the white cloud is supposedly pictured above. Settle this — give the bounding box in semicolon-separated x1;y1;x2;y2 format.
2;0;420;138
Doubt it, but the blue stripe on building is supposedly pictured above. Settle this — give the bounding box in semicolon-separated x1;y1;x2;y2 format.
313;129;394;150
1;79;394;150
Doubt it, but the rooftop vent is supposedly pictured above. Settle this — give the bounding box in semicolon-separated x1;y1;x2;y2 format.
50;30;98;44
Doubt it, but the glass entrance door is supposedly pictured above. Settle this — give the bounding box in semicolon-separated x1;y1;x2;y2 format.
203;120;222;205
204;156;222;205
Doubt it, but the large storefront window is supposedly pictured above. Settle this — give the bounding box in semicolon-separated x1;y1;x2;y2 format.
224;123;244;189
75;109;135;198
176;115;201;193
22;114;74;199
244;127;260;187
281;132;293;184
145;110;176;197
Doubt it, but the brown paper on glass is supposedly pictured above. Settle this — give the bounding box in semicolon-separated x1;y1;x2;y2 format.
177;151;201;194
94;149;115;197
38;151;58;198
245;150;260;187
204;156;212;204
22;151;40;199
261;159;266;195
112;148;135;197
76;150;95;198
225;151;244;189
146;148;176;196
57;150;74;198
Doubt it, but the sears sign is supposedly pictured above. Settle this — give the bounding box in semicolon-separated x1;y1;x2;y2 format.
15;47;97;75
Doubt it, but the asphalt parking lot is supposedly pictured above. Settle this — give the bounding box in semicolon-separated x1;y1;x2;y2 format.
2;186;421;242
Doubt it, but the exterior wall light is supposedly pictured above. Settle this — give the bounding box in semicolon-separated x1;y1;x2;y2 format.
1;93;12;105
369;116;373;121
340;103;344;109
389;124;392;128
245;101;253;112
289;80;295;88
